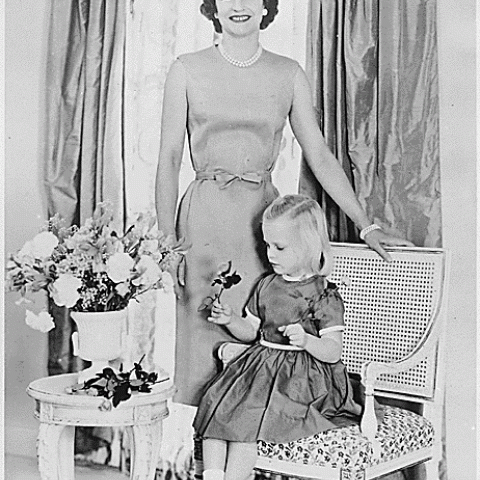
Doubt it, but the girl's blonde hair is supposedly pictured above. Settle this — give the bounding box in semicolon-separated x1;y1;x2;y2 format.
262;194;332;276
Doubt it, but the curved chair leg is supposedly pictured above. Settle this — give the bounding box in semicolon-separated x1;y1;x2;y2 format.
128;421;163;480
37;423;75;480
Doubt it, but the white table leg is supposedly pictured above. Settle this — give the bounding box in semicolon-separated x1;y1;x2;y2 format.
128;421;163;480
37;423;75;480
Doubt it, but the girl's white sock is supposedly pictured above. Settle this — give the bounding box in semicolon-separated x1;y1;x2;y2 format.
203;469;225;480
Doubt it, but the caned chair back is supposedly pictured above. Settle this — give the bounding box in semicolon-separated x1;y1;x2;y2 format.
329;243;448;400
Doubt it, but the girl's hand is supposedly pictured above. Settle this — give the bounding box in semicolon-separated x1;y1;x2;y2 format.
363;229;415;262
207;301;233;325
278;323;308;348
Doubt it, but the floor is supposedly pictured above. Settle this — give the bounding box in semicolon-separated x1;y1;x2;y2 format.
5;454;128;480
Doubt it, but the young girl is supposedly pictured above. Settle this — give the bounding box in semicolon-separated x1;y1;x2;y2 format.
193;194;364;480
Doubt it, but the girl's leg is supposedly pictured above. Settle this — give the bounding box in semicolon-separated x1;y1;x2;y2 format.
203;438;228;479
224;442;257;480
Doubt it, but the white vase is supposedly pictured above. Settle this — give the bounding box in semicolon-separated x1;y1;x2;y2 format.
71;309;127;383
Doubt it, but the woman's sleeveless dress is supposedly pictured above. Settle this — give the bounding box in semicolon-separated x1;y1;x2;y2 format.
174;46;300;405
193;275;363;443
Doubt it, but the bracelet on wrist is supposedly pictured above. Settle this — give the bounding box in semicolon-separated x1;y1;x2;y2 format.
359;223;382;241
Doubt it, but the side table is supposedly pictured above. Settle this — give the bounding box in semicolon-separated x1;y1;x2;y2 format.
27;373;176;480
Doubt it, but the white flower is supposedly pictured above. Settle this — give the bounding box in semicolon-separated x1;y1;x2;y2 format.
133;255;162;287
106;253;134;283
18;240;35;259
49;274;82;308
25;310;55;333
20;231;58;259
115;281;130;297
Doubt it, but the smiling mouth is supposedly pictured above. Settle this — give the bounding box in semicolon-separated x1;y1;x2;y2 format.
229;15;251;23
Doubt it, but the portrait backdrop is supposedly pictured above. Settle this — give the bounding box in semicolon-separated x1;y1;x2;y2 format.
300;0;441;248
42;0;442;478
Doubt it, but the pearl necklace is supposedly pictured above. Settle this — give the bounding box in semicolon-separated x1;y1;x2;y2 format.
217;43;263;68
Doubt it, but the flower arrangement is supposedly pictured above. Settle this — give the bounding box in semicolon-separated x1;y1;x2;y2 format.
198;261;242;311
6;203;186;332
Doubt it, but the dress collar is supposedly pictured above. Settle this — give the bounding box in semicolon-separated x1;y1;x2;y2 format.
281;273;316;282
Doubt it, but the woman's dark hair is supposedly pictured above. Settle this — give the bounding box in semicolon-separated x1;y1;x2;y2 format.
200;0;279;34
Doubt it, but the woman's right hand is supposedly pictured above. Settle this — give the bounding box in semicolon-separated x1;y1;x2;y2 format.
363;229;415;262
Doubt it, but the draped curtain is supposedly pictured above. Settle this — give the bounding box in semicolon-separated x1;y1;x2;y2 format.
44;0;127;228
44;0;127;466
300;0;441;248
300;1;443;479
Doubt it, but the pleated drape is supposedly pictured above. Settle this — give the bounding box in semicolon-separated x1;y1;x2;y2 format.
300;0;441;248
43;0;127;467
44;0;127;228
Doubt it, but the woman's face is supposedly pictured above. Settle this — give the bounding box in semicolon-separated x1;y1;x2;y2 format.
215;0;264;38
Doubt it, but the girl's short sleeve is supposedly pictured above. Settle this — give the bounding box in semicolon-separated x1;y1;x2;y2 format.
314;287;345;336
244;275;269;320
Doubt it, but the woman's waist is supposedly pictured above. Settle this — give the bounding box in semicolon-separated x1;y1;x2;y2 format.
194;169;273;189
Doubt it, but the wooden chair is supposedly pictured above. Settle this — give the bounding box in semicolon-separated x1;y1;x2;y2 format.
194;243;450;480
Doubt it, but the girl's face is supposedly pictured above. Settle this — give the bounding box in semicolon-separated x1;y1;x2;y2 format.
215;0;264;38
263;218;309;278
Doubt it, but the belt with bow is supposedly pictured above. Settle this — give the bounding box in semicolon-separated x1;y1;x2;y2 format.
195;170;272;189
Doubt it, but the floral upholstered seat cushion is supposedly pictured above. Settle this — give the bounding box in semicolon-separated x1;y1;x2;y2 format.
257;406;434;471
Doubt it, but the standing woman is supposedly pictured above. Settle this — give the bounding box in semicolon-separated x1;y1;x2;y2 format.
156;0;412;406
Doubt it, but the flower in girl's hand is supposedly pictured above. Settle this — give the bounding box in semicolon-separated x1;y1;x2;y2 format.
213;261;242;289
198;261;242;311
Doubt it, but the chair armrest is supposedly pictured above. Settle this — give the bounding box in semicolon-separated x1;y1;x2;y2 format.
361;307;441;392
360;311;442;442
218;343;250;367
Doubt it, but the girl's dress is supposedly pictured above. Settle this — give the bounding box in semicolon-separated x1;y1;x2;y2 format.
174;46;300;405
193;274;363;443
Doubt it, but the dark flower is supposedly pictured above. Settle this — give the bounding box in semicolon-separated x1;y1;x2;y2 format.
198;261;242;311
68;355;168;408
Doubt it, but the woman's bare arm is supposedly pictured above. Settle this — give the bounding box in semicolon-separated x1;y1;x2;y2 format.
289;67;413;259
289;68;371;230
155;60;188;238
